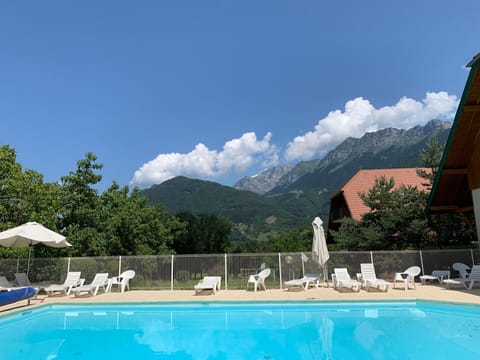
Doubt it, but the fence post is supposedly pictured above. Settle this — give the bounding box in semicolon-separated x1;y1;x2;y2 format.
171;255;174;291
419;250;425;275
224;254;228;290
471;248;475;265
67;257;71;273
370;251;374;264
118;256;122;276
278;253;283;290
301;252;305;277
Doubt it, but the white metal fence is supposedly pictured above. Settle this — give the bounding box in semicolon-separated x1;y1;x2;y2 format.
1;249;479;290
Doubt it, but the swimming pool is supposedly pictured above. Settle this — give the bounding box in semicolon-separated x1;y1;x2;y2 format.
1;300;480;359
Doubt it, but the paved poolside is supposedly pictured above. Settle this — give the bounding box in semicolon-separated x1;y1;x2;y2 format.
3;282;480;313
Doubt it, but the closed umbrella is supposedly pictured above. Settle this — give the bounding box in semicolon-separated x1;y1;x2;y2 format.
312;217;329;285
0;221;72;275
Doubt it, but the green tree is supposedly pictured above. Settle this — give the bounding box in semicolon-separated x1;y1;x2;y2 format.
417;139;474;247
417;137;443;189
260;225;312;252
174;212;231;254
99;184;182;255
0;145;62;258
59;152;104;256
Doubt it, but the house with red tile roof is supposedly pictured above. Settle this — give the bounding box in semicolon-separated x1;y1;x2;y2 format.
328;168;430;234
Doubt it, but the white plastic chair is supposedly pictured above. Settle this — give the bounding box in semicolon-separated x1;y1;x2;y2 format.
334;268;361;292
360;263;389;292
393;266;421;290
71;273;109;297
107;270;135;293
452;263;471;279
247;268;271;292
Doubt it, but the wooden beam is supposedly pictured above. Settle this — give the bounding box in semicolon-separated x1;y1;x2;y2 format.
455;206;474;213
429;205;459;211
430;205;474;213
442;168;469;175
463;105;480;112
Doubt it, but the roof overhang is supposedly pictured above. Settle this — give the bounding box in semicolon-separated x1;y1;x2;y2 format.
427;53;480;214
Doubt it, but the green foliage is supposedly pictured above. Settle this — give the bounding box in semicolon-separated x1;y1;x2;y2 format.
417;137;443;189
259;225;313;252
59;153;103;256
0;145;63;258
0;147;186;258
174;212;231;254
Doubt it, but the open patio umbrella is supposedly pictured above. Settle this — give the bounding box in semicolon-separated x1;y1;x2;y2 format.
312;217;329;285
0;221;72;275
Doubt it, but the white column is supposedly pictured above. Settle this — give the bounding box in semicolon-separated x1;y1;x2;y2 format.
473;188;480;245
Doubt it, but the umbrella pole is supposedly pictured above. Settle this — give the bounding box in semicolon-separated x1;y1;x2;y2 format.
323;264;329;287
27;245;32;278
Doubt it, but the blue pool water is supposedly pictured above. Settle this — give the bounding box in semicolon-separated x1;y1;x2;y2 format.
1;301;480;359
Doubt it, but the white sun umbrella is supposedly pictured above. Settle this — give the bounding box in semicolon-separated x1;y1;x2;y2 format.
0;221;72;275
312;217;329;285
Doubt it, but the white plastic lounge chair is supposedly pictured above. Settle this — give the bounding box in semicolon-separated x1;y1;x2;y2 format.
360;263;389;292
443;265;480;289
0;276;17;290
333;268;361;292
247;268;271;292
194;276;221;295
14;272;33;287
13;273;41;299
393;266;421;290
107;270;135;293
43;271;82;296
71;273;109;297
284;275;318;291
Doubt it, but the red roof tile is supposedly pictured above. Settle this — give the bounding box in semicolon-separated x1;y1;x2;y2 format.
339;168;430;221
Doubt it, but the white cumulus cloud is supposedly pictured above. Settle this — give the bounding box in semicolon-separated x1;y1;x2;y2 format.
132;132;277;187
284;91;458;161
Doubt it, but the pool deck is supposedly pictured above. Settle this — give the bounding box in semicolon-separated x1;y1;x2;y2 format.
3;282;480;313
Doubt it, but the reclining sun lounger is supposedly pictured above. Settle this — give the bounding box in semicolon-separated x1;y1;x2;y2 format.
284;275;318;291
14;273;34;287
443;265;480;290
333;268;361;292
194;276;221;295
43;272;82;296
0;276;17;290
71;273;109;297
360;263;389;292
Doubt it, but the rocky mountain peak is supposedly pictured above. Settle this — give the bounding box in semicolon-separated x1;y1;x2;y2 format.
233;164;294;194
235;119;452;194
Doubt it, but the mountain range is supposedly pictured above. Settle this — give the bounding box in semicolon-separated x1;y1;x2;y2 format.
141;120;451;236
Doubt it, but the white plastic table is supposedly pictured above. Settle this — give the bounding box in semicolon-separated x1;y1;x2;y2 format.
420;270;450;284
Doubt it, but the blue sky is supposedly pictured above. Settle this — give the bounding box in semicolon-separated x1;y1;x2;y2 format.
1;1;479;191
